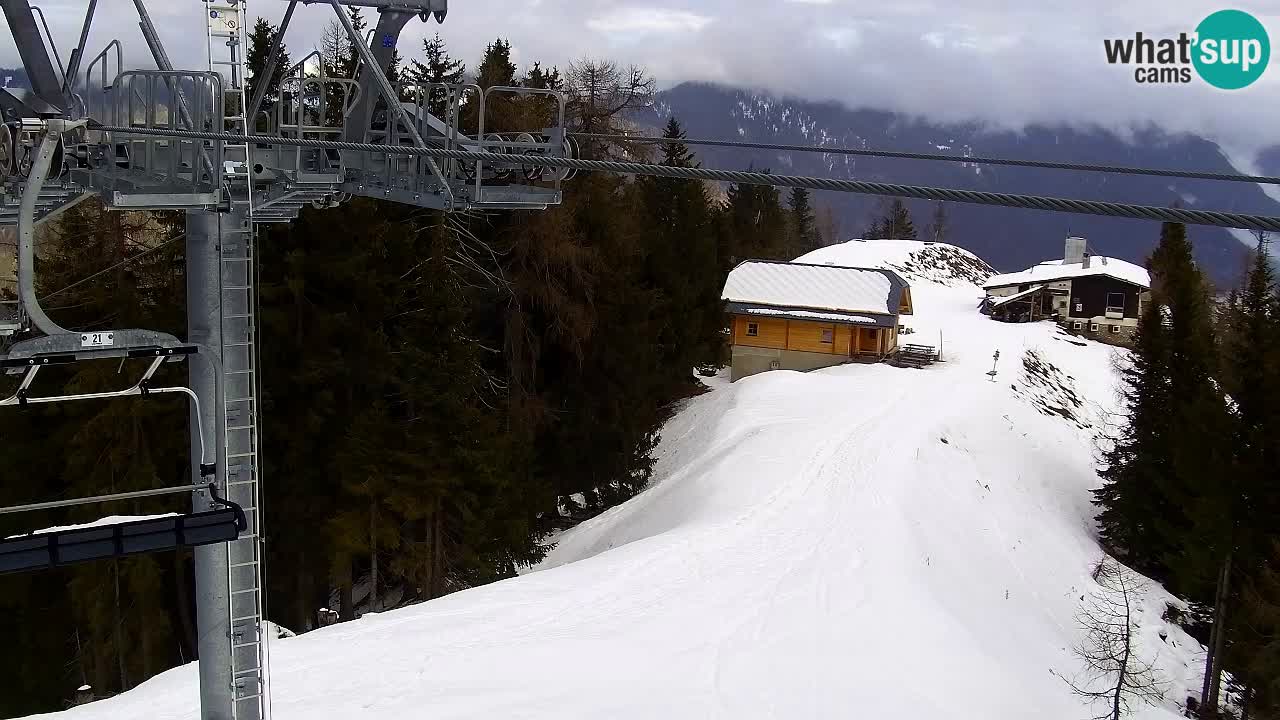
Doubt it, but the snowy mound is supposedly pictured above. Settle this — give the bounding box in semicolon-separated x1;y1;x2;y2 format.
798;238;996;287
36;241;1207;720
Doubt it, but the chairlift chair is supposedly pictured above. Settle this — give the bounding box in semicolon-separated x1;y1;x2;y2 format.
0;329;247;574
0;489;246;575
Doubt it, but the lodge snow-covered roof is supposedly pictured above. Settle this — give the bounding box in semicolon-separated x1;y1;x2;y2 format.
989;285;1046;307
983;256;1150;290
722;260;910;318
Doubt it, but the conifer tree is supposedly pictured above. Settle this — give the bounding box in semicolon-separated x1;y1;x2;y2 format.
722;174;789;261
408;33;465;118
1094;278;1175;575
1213;235;1280;715
1093;222;1235;713
342;8;366;78
466;39;519;131
788;187;820;256
475;38;516;89
246;17;290;119
880;199;917;240
1223;235;1278;554
523;62;561;90
639;117;723;386
1095;222;1231;588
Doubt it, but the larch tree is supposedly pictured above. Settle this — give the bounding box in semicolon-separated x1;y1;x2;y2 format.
564;58;655;158
927;201;950;243
1062;558;1165;720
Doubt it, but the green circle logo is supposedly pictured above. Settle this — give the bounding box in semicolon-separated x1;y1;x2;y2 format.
1193;10;1270;89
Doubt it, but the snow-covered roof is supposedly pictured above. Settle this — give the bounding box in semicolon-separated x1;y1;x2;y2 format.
744;308;881;324
983;256;1149;290
727;303;898;328
722;260;909;318
989;285;1045;307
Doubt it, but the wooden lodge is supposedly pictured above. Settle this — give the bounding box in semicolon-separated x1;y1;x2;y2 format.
722;260;914;382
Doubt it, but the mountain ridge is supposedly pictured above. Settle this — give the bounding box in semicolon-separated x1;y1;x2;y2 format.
644;82;1270;285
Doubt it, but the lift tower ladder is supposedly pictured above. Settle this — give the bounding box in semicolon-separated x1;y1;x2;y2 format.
205;2;267;719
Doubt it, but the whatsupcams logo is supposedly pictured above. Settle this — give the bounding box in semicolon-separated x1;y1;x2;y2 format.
1104;9;1270;89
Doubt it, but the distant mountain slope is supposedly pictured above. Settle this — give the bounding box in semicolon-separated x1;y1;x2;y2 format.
1256;146;1280;177
643;83;1268;285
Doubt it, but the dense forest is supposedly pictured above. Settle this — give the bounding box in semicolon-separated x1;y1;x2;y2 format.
0;14;832;716
1095;224;1280;718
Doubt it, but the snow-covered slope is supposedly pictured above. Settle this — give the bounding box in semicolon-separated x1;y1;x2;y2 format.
34;240;1206;720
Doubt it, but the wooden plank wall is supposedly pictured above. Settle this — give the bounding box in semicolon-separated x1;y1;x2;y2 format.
787;321;837;353
733;316;787;349
833;325;852;356
733;315;896;357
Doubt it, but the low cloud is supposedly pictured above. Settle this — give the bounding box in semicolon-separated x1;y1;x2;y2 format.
586;7;712;34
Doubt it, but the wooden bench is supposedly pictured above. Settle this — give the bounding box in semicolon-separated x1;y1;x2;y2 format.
893;343;939;368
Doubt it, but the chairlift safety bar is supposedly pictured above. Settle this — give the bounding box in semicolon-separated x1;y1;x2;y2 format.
0;482;217;516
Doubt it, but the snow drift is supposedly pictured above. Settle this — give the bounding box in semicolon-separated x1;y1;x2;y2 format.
31;240;1207;720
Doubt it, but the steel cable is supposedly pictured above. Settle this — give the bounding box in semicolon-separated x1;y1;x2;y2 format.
95;125;1280;232
571;132;1280;186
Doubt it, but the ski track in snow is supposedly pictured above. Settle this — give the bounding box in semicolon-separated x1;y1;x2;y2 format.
31;240;1207;720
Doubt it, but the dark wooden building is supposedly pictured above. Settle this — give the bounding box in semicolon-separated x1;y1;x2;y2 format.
983;237;1150;344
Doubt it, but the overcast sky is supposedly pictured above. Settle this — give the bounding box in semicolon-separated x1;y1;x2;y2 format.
4;1;1279;156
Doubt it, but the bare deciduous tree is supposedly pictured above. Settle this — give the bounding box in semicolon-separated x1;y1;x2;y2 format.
1060;558;1166;720
564;59;655;158
815;205;842;247
927;200;950;244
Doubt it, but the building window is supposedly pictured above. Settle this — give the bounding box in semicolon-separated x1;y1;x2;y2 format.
1073;321;1083;330
1106;292;1126;315
1090;323;1100;332
1110;325;1121;333
746;322;759;337
821;328;834;344
1074;301;1083;313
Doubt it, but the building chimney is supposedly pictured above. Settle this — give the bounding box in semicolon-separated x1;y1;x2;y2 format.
1064;236;1087;265
1082;253;1091;269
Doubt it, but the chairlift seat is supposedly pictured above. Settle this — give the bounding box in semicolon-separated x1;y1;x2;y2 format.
0;508;243;575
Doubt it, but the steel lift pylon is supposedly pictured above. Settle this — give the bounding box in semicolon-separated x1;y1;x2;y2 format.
0;1;571;719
